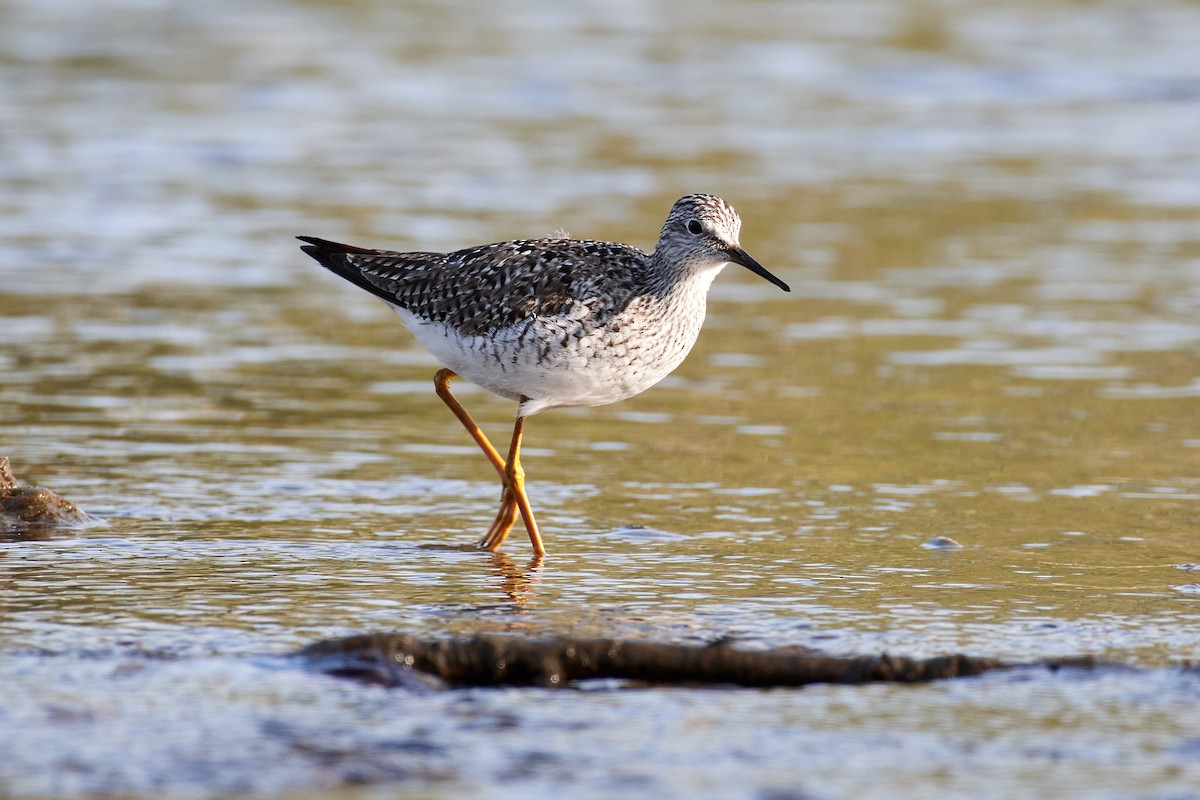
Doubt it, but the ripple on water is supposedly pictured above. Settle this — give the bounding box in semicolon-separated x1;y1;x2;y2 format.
4;0;1200;796
2;650;1197;798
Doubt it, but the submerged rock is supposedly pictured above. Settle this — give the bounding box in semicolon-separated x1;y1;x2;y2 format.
0;457;91;534
301;632;1102;690
922;535;964;550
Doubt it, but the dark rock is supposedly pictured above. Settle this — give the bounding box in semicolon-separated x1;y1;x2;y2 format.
300;631;1104;690
0;457;91;535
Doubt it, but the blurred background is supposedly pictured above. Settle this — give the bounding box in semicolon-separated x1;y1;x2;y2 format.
7;0;1198;283
2;0;1200;797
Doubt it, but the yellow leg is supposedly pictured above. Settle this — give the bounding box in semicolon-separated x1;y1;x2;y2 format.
434;370;545;555
480;414;544;556
506;415;544;555
434;369;505;477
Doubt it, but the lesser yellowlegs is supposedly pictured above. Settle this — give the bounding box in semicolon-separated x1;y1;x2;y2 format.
298;194;789;556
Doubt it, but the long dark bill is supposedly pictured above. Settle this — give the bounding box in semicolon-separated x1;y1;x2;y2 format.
727;247;790;292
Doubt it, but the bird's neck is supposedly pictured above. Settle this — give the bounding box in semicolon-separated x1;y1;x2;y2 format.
646;252;727;300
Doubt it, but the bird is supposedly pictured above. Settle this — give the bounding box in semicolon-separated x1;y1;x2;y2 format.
298;193;789;556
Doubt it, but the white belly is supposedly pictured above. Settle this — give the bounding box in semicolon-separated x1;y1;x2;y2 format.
392;299;703;416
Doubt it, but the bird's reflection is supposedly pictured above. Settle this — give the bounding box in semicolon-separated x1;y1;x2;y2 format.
419;542;544;607
488;550;543;607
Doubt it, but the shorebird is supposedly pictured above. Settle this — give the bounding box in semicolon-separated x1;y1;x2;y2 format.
298;194;789;556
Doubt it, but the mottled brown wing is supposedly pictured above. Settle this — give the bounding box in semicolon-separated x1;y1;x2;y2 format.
299;236;649;337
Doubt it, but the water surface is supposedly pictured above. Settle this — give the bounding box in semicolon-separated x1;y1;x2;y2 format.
2;0;1199;797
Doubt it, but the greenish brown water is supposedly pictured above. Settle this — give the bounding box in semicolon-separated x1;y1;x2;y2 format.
2;0;1199;797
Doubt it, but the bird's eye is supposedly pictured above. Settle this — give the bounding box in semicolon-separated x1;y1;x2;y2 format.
686;219;703;235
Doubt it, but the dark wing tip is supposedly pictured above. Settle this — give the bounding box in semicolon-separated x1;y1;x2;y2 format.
296;236;404;306
296;235;380;255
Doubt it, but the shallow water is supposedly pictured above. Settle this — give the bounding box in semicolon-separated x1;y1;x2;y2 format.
2;0;1200;797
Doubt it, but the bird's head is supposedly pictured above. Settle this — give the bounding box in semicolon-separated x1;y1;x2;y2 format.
654;194;790;292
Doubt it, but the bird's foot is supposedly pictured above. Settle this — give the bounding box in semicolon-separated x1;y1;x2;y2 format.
479;486;519;551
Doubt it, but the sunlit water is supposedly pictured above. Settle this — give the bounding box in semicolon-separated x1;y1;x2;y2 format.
2;0;1200;797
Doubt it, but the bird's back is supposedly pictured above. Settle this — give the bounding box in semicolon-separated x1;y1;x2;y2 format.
298;236;652;337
